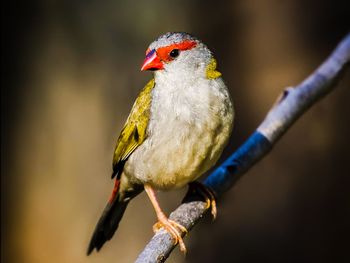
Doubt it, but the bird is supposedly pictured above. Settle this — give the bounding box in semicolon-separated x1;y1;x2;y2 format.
87;32;234;255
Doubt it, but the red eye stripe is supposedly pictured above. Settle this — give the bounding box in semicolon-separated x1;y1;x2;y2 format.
156;40;197;62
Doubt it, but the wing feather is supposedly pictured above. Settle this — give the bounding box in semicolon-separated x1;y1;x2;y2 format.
112;79;155;178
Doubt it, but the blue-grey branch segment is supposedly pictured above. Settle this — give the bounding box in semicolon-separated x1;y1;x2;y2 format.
135;33;350;263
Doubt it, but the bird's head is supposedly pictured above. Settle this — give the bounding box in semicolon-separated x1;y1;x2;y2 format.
141;32;213;78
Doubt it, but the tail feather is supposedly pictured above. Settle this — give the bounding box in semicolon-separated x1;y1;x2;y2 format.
87;178;142;255
87;193;129;255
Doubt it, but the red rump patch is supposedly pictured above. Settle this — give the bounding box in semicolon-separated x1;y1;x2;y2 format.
156;40;197;62
108;179;120;203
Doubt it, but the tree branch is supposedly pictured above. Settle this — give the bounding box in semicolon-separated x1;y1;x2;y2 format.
135;33;350;263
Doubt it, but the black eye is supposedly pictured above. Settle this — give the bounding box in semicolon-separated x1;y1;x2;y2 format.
169;49;179;58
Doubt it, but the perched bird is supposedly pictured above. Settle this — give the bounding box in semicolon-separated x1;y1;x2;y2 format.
87;32;234;255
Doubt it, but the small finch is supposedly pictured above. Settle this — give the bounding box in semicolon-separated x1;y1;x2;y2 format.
87;32;234;255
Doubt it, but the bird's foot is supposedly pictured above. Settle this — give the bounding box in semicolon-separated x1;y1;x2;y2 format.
144;183;188;253
188;181;217;220
153;217;188;253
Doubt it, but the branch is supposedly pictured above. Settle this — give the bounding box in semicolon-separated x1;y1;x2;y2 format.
135;33;350;263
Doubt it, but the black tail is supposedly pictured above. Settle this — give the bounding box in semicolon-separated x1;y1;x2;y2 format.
87;195;129;255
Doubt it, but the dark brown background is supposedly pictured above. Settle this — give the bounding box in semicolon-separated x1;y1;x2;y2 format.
2;0;350;262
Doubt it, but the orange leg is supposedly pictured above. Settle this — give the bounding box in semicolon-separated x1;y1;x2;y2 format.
144;184;188;253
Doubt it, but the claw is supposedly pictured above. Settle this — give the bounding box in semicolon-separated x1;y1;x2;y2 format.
153;217;187;253
153;219;188;234
189;182;217;220
169;219;188;235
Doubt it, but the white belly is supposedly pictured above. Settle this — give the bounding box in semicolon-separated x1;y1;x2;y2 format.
124;77;233;190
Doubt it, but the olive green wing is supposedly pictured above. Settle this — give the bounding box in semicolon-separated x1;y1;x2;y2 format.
111;79;155;179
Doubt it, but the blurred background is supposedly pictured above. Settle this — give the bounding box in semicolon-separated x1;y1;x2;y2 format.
2;0;350;262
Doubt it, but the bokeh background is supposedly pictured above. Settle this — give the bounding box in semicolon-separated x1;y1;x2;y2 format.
2;0;350;262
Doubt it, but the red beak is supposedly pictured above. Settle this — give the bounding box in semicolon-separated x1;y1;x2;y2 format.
141;49;164;71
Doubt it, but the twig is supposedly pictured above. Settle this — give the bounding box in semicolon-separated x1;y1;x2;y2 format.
135;33;350;263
